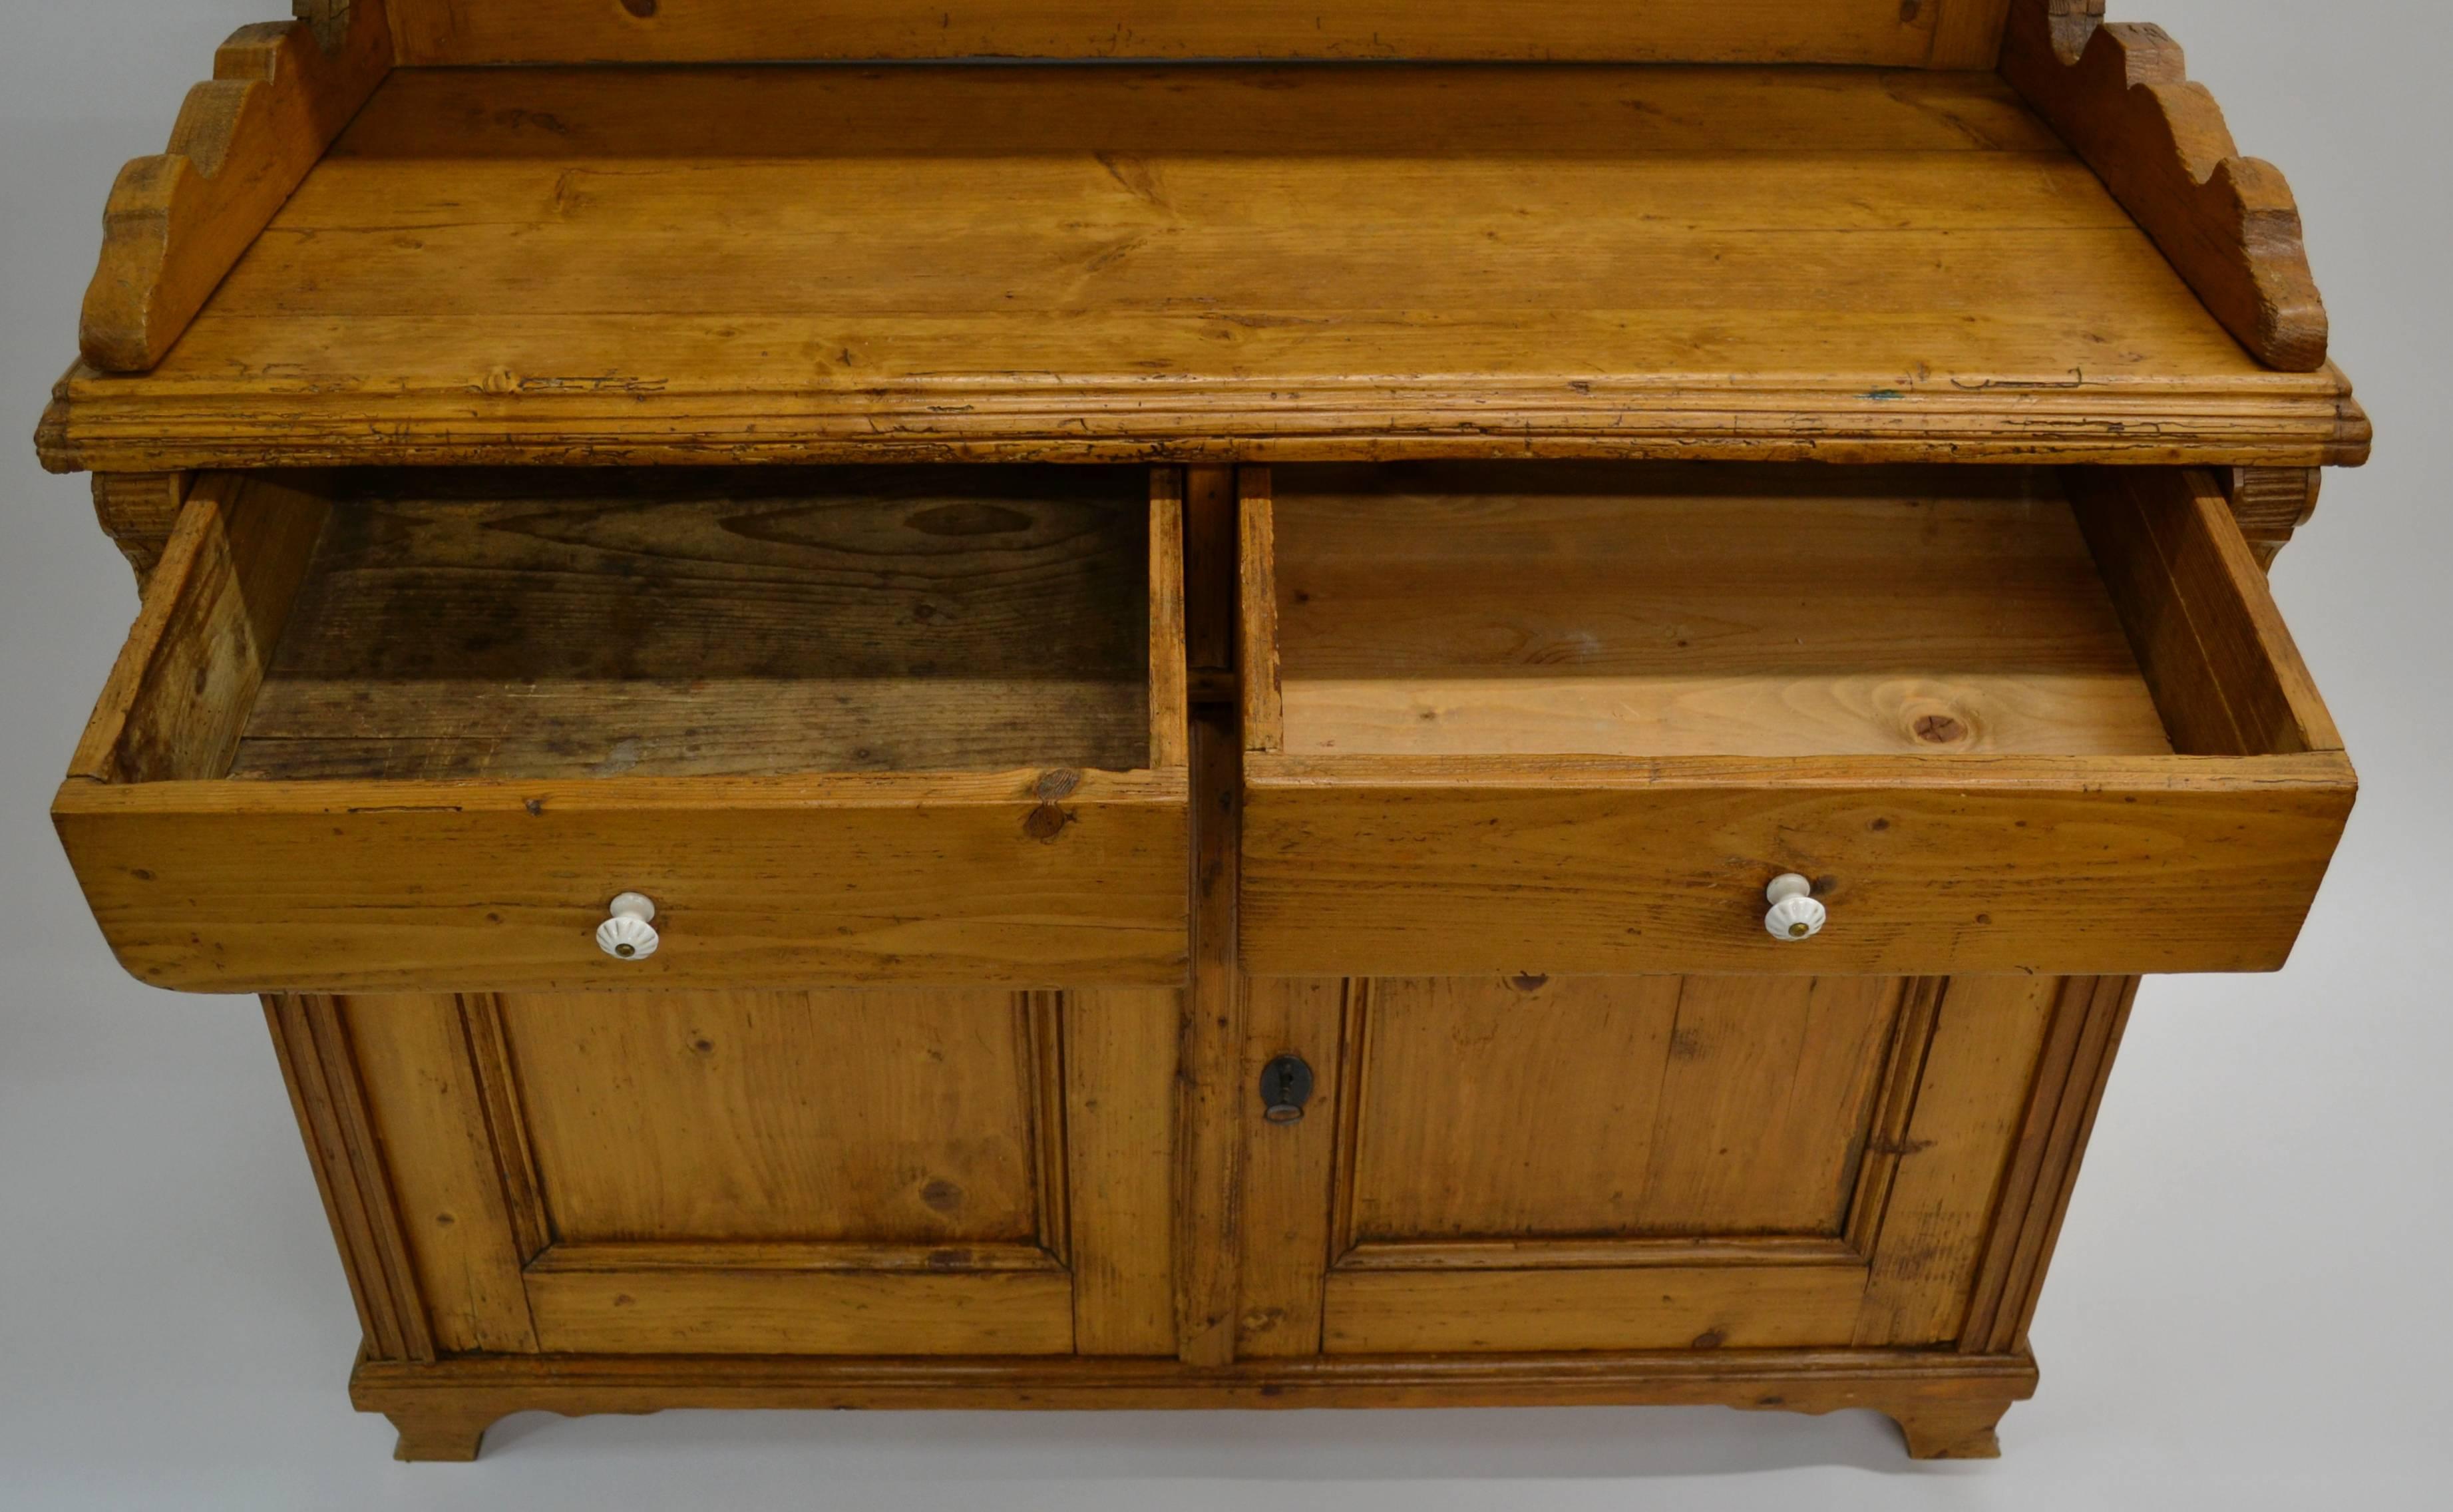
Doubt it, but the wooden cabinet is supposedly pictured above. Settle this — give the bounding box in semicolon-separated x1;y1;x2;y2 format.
39;0;2363;1467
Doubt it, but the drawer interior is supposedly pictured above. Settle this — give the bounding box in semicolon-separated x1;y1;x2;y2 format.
90;466;1175;786
1250;463;2311;762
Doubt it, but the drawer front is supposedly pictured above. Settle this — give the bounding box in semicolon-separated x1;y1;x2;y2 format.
1238;463;2355;978
59;772;1187;991
57;467;1191;991
1242;758;2348;977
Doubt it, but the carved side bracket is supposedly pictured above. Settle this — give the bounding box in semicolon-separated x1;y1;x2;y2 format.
79;3;392;373
2001;0;2329;371
89;472;190;589
2226;466;2323;571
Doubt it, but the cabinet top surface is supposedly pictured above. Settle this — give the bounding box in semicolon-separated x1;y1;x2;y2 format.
41;63;2366;472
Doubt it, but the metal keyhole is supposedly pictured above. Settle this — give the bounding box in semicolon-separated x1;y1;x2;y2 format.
1260;1055;1314;1125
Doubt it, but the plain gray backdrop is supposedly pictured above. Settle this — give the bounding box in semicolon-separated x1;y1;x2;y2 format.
3;3;2447;1507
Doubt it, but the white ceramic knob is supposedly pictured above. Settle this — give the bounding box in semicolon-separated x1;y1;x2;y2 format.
596;892;660;960
1764;874;1826;942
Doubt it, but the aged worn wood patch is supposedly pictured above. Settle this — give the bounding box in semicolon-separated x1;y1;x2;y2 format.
230;467;1154;780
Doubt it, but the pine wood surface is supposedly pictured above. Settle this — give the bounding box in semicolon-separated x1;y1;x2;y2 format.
36;1;2369;1467
1173;472;1245;1368
1851;978;2061;1346
41;63;2367;472
489;990;1049;1245
1225;972;2068;1359
89;472;190;586
80;3;393;371
1264;463;2174;761
306;970;2077;1455
61;771;1191;990
1063;988;1181;1356
1342;978;1902;1244
229;467;1156;780
349;1347;2037;1461
341;994;541;1355
1238;464;2353;978
55;469;1191;990
264;994;433;1364
1242;749;2350;978
337;987;1182;1363
2001;0;2328;370
379;1;2011;67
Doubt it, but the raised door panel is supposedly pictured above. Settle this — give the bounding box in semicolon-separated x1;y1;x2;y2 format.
1237;974;2073;1356
497;991;1053;1248
341;987;1178;1358
1344;976;1901;1250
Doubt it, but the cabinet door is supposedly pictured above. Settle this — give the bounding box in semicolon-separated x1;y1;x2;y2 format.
1237;974;2108;1357
335;988;1177;1357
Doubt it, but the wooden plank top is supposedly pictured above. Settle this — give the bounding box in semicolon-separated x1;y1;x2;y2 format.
39;64;2368;472
377;0;2012;67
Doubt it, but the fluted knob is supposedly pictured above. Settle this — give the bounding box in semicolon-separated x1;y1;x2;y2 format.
596;892;660;960
1764;874;1826;942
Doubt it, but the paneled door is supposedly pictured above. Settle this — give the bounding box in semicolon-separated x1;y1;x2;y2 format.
1236;974;2126;1357
316;988;1178;1357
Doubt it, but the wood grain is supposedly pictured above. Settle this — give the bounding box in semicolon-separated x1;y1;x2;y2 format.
1175;708;1243;1365
526;1267;1077;1355
1266;464;2174;760
2000;0;2328;370
1234;977;1343;1358
456;996;552;1262
1146;475;1191;771
351;1346;2040;1459
1340;977;1899;1244
57;769;1189;990
230;467;1155;781
1067;989;1181;1356
70;472;327;785
2071;466;2340;757
81;3;392;371
1237;469;1283;753
1241;464;2353;978
57;465;1190;991
381;1;1992;67
1959;976;2137;1354
1854;977;2061;1346
41;65;2368;472
1242;751;2353;978
2227;467;2321;570
343;994;539;1353
1931;0;2015;68
493;990;1046;1245
263;994;433;1362
89;472;189;588
1324;1265;1869;1354
1891;1397;2018;1459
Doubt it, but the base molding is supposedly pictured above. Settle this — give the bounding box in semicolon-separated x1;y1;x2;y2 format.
352;1347;2036;1462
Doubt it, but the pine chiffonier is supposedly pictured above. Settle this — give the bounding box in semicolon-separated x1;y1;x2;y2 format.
39;0;2365;1462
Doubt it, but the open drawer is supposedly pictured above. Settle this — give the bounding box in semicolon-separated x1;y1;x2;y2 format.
1237;464;2355;977
55;467;1189;992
